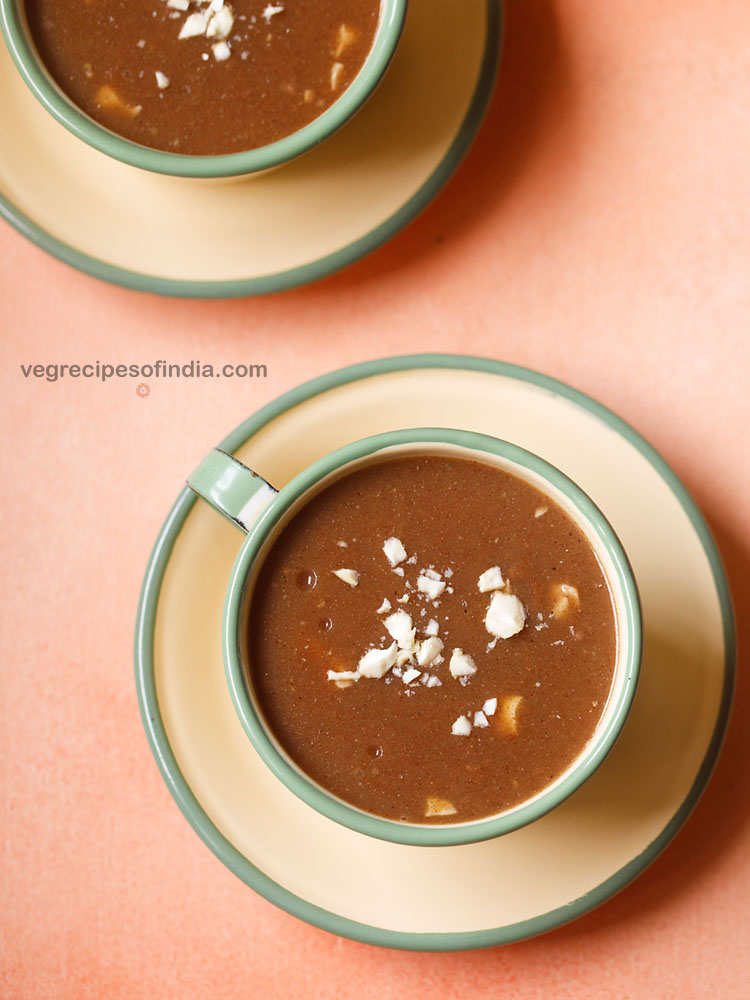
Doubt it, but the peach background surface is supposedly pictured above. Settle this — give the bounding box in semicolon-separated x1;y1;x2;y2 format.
1;0;748;997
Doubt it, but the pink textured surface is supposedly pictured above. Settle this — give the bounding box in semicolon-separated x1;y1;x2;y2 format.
1;0;749;996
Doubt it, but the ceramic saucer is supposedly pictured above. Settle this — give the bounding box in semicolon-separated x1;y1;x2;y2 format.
0;1;500;297
134;355;734;950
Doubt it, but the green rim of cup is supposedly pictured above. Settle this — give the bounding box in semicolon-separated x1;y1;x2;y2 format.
0;0;407;177
223;427;643;847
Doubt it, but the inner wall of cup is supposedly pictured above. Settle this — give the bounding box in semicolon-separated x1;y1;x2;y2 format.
238;440;632;826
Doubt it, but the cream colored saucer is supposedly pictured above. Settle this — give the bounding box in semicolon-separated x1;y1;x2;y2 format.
0;1;500;296
135;355;734;949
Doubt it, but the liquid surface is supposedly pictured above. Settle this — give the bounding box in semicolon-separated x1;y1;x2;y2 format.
25;0;380;155
249;456;618;824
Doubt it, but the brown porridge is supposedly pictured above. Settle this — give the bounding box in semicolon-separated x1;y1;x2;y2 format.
25;0;381;154
248;455;618;824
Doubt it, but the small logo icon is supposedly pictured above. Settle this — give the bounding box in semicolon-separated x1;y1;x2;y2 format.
136;383;150;398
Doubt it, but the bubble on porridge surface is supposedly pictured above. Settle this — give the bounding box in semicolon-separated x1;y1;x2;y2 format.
295;569;317;590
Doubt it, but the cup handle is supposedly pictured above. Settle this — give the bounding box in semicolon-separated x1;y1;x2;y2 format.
186;448;278;533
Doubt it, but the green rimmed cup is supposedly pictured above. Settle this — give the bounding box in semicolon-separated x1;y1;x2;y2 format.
0;0;407;178
187;428;642;847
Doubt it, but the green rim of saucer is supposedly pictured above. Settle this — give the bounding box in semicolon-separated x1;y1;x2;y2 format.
133;353;736;951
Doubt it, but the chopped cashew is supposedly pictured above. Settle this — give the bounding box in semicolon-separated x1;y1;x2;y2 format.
262;3;284;23
382;537;407;567
424;798;458;816
330;61;344;90
95;86;141;117
478;566;504;592
326;669;360;689
416;636;443;666
495;695;523;734
484;591;526;638
179;11;209;38
395;649;415;668
451;715;472;736
449;648;477;678
384;610;415;650
550;583;580;619
334;23;358;58
417;573;446;599
357;643;398;679
425;797;457;817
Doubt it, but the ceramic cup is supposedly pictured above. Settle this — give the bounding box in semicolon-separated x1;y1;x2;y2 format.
187;428;642;846
0;0;407;178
